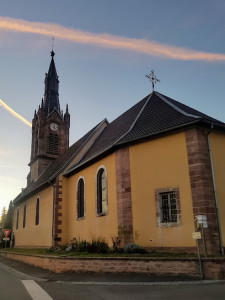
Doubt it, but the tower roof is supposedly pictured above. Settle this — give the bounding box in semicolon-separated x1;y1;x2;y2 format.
43;51;61;117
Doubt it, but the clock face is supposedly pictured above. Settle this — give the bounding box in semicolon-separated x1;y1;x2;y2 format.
50;123;58;131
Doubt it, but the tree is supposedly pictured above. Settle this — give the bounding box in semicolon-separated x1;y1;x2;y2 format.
0;207;7;228
4;201;13;230
0;202;13;248
0;206;7;248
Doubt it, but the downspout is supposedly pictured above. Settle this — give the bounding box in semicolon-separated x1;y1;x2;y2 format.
50;181;56;248
207;124;224;255
11;202;14;248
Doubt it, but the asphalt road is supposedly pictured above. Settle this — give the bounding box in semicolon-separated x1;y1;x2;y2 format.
0;264;31;299
39;281;225;300
0;256;225;300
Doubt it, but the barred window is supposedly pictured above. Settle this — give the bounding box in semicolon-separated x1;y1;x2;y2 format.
77;178;84;219
155;187;181;227
97;168;107;215
160;192;177;223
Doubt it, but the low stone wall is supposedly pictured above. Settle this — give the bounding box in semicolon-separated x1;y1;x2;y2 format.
0;251;224;279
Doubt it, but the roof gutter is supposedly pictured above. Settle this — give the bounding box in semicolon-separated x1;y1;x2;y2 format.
13;181;50;205
207;123;224;255
50;180;57;248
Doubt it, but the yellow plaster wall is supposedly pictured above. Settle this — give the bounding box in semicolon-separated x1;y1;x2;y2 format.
65;154;118;246
209;131;225;246
13;186;53;247
129;132;195;248
59;174;69;245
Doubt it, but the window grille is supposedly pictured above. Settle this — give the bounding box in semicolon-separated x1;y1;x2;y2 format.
161;192;177;223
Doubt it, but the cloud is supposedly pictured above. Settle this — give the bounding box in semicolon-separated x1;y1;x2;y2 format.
0;175;25;184
0;98;32;127
0;166;27;168
0;176;26;211
0;150;15;156
0;16;225;62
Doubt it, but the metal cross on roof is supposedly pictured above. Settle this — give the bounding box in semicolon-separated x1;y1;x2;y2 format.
145;70;160;92
50;37;55;57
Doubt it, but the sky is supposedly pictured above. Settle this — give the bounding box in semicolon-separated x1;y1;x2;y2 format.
0;0;225;214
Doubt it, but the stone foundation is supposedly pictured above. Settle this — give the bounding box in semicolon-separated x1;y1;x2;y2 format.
1;252;224;280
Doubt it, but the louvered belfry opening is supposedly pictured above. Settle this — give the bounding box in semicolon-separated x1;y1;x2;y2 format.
48;134;58;153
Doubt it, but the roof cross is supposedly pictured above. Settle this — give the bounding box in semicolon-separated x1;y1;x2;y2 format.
51;37;55;57
145;70;160;91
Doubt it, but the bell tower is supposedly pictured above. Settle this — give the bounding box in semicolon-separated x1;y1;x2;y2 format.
27;51;70;185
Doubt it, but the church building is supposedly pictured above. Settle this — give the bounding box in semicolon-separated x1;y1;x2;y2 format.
13;53;225;255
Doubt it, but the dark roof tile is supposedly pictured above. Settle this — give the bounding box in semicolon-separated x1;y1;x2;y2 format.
14;91;225;201
66;91;225;175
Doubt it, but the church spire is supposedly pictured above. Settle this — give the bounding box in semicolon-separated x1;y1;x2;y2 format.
29;51;70;185
43;51;60;117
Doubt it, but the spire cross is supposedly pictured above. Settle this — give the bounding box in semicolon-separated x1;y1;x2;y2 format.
145;70;160;91
51;37;55;57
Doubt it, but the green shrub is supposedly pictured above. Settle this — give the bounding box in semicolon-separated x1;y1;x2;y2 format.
70;237;109;254
87;238;109;254
124;243;147;254
46;246;66;255
70;237;88;252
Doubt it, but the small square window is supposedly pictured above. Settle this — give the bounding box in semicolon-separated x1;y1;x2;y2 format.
155;187;181;227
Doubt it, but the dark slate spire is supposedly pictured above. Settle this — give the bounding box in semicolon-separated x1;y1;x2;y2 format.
43;51;60;117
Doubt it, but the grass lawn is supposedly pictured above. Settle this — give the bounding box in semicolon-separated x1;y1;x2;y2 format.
0;247;197;258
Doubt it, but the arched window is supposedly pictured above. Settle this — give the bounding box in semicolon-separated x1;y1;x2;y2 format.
16;207;19;229
97;168;107;215
35;197;40;225
23;204;26;228
48;134;58;153
77;178;84;219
